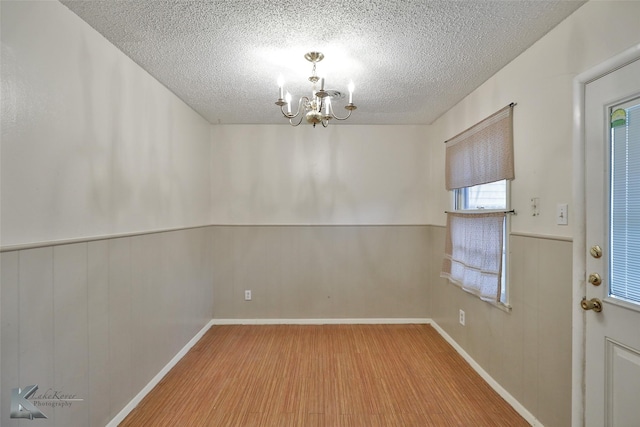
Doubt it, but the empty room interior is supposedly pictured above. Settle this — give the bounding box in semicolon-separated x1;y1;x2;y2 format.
2;1;640;426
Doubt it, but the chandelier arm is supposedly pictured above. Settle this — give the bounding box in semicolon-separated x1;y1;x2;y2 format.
330;108;354;121
289;114;304;126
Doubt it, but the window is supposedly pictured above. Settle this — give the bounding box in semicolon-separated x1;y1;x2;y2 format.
441;104;514;307
456;180;507;210
455;180;509;304
610;99;640;305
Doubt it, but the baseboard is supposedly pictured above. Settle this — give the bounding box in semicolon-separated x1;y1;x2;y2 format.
106;319;215;427
429;321;543;427
211;318;431;325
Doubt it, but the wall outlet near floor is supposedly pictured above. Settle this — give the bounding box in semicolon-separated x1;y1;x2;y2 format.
459;309;466;326
244;290;252;301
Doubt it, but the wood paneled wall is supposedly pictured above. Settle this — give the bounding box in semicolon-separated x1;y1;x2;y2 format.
1;225;573;426
429;226;573;427
0;228;213;426
210;225;431;320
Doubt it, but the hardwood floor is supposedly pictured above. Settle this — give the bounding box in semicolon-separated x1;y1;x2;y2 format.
120;324;529;426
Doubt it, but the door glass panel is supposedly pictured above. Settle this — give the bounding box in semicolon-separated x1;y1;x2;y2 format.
610;99;640;305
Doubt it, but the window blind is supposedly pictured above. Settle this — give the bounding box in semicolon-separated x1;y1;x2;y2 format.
611;102;640;304
445;104;515;190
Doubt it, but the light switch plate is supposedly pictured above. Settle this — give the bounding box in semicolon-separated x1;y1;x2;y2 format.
557;203;568;225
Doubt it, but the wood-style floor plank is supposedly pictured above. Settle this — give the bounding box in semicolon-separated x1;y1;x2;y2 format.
120;324;529;426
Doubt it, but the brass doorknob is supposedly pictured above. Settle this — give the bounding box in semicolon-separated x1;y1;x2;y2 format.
581;297;603;313
588;273;602;286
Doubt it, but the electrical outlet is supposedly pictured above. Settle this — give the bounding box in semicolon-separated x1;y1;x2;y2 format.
459;309;465;326
244;290;252;301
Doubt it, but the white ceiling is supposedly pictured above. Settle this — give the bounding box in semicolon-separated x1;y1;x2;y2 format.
60;0;585;125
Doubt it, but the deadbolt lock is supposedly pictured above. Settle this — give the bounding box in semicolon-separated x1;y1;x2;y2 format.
581;297;603;313
590;245;603;259
588;273;602;286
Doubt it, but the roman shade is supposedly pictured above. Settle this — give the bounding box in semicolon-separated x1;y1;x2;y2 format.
445;104;515;190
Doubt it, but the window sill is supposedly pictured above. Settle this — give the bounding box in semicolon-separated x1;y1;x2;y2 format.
489;300;512;313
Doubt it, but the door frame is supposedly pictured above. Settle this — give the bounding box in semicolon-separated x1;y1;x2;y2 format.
572;43;640;427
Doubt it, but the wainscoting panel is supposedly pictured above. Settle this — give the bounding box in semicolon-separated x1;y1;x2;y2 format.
1;251;21;425
0;227;213;427
2;223;571;426
429;225;573;427
211;225;431;320
87;240;111;426
53;243;90;426
108;237;134;419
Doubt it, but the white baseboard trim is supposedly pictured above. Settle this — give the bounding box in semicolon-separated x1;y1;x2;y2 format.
106;319;215;427
211;318;431;325
429;321;543;427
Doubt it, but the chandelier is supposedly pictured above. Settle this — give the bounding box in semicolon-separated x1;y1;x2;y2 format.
275;52;356;127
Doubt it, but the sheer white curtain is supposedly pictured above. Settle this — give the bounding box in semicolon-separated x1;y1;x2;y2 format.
441;212;506;302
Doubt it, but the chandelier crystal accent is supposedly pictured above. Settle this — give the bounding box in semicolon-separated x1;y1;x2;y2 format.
275;51;356;127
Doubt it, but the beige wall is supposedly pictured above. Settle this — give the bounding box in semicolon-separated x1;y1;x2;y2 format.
209;124;433;320
1;1;211;248
3;1;640;427
1;228;213;427
427;0;640;235
210;124;430;225
1;3;213;426
211;225;430;319
430;228;573;426
425;2;640;426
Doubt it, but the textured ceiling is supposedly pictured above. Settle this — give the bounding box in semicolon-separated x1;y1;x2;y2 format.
60;0;585;125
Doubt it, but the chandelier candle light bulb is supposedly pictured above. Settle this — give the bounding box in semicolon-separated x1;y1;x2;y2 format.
277;76;284;100
275;51;357;128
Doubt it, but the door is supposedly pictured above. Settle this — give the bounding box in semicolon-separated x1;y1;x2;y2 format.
585;58;640;426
